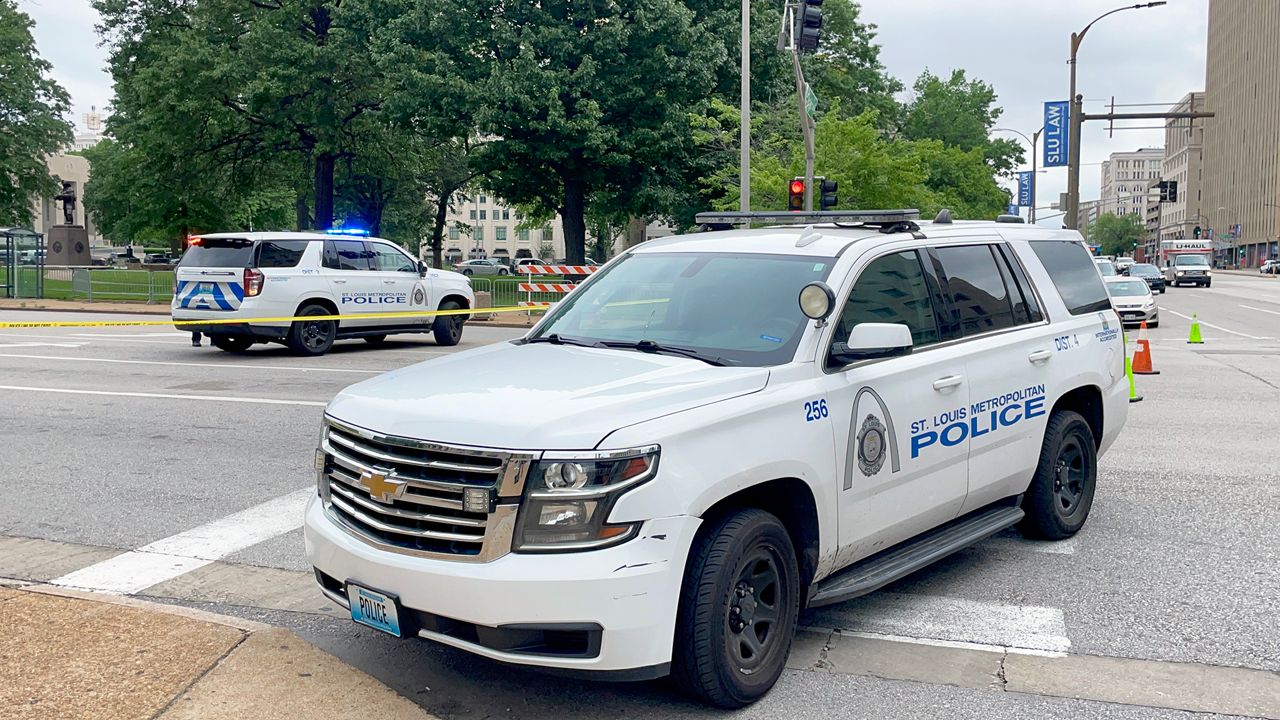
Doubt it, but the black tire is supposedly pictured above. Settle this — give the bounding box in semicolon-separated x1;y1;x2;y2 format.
1205;281;1211;288
1019;410;1098;540
209;335;254;353
498;268;509;275
286;304;337;356
432;300;466;346
1149;320;1159;328
461;268;473;276
672;509;799;709
363;334;388;347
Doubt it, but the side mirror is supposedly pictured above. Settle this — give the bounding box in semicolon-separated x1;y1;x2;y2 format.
832;323;913;364
418;261;428;276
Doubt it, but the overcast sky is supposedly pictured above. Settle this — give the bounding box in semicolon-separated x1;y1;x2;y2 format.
23;0;1208;224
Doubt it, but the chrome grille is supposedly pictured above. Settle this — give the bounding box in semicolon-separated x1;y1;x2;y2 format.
318;417;534;561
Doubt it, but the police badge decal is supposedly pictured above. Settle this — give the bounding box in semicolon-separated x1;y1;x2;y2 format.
857;414;888;476
413;286;426;305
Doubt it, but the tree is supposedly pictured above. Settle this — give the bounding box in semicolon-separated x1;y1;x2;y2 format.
1089;212;1145;257
0;0;73;226
900;69;1023;176
423;0;725;264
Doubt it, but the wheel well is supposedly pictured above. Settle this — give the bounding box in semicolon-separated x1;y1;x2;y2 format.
700;479;819;602
295;297;340;328
440;293;471;309
1051;385;1103;448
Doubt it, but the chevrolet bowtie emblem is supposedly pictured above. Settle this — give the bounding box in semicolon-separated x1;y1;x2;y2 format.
358;469;407;504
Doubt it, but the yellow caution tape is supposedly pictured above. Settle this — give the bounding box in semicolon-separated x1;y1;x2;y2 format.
0;305;538;329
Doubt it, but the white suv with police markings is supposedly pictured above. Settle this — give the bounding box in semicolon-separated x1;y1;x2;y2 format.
172;231;474;355
304;210;1128;707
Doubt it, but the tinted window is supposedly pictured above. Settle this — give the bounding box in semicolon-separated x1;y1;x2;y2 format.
834;251;940;349
179;238;255;268
995;244;1043;324
323;240;371;271
256;240;310;268
1173;254;1209;267
1029;240;1112;315
934;245;1016;336
369;243;416;272
1129;264;1159;277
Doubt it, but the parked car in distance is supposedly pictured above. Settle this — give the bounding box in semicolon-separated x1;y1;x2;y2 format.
1260;259;1279;275
1127;263;1166;293
144;253;177;264
513;257;550;269
1094;258;1118;277
452;258;511;276
1113;257;1136;275
1105;276;1158;327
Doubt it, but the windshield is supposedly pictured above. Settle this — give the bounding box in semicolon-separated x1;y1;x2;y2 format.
1107;280;1150;297
1173;254;1210;267
531;252;834;367
179;238;255;268
1130;264;1158;276
1095;260;1117;276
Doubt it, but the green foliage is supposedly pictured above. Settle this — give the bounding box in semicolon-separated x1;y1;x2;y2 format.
0;0;73;226
901;69;1023;176
1088;213;1145;257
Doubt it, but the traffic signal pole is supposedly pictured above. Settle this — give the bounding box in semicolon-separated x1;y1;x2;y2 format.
792;51;815;211
739;0;750;213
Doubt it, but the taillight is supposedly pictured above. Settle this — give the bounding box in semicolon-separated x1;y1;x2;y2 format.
244;268;264;297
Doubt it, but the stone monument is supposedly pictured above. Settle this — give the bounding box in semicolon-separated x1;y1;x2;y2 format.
46;180;91;266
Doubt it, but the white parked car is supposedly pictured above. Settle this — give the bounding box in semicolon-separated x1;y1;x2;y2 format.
1105;276;1158;327
305;211;1129;707
172;231;474;355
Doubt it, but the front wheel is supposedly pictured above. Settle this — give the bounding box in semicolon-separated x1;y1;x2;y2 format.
432;300;465;346
286;304;337;356
1019;410;1098;540
672;509;799;709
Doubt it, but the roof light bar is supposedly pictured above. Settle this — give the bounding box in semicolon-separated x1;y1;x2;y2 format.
326;227;371;236
695;210;920;227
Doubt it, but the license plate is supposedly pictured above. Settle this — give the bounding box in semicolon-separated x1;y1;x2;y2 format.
346;582;402;637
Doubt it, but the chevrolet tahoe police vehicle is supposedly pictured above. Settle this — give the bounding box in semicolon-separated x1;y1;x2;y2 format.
172;231;474;355
305;210;1128;707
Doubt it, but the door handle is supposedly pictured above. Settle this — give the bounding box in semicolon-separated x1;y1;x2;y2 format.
932;375;963;392
384;279;398;284
1028;349;1053;364
332;280;347;284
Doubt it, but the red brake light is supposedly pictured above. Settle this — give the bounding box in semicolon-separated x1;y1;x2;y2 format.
244;268;264;297
187;236;203;247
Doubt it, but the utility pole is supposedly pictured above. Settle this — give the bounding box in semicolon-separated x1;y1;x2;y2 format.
739;0;750;212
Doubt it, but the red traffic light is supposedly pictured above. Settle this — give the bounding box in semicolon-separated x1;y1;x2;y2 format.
790;180;805;195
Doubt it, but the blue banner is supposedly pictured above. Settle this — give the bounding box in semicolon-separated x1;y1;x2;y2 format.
1017;171;1033;207
1043;101;1069;167
1007;203;1018;216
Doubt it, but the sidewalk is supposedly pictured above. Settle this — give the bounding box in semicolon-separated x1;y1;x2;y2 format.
0;583;437;720
0;297;540;329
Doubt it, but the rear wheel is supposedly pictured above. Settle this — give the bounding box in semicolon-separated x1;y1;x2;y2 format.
1019;410;1097;540
363;334;388;347
432;300;465;346
672;509;799;709
286;304;337;356
210;335;254;353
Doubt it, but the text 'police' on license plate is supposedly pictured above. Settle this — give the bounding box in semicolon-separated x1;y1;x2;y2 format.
346;582;402;637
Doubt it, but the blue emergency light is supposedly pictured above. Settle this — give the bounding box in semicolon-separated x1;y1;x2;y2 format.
326;227;370;237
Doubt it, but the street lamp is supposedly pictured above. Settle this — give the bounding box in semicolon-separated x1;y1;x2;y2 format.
993;127;1043;223
1065;2;1168;230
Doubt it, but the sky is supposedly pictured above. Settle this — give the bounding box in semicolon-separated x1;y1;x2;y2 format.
21;0;1210;225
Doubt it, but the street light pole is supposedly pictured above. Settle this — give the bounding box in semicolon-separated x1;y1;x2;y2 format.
739;0;750;213
994;127;1042;224
1064;2;1167;230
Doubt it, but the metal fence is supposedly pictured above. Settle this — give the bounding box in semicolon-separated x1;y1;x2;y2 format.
42;267;176;303
468;278;564;310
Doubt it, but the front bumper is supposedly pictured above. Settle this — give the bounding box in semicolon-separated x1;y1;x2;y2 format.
304;496;698;675
1116;307;1158;325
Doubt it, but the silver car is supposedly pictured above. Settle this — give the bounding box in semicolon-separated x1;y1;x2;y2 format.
1105;276;1159;327
452;258;511;276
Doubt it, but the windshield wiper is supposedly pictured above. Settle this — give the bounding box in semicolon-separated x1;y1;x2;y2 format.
599;340;730;367
523;333;604;348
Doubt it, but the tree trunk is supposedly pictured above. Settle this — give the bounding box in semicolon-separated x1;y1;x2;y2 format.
561;177;586;264
313;153;336;230
430;190;450;268
295;193;311;231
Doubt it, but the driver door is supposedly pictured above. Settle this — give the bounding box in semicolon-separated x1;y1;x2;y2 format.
817;247;970;567
368;241;430;325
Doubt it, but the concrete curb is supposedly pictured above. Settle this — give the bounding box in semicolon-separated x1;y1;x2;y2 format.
1;584;438;720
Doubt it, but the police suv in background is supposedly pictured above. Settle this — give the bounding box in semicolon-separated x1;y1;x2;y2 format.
172;231;474;355
305;210;1128;707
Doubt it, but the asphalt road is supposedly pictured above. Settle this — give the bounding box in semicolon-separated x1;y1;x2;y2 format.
1;273;1278;718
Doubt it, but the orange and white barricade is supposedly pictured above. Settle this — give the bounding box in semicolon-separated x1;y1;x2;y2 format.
517;265;600;313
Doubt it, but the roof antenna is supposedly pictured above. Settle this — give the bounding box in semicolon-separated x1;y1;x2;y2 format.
934;209;953;224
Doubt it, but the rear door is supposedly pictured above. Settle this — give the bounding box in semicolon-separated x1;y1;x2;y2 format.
174;237;253;311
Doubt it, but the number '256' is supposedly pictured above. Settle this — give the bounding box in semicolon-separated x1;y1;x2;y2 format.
804;399;829;422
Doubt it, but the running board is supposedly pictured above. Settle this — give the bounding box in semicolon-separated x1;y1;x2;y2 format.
806;504;1025;608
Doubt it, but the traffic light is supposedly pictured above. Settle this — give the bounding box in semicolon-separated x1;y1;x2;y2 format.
819;178;838;210
1193;225;1202;239
796;0;823;52
788;178;805;211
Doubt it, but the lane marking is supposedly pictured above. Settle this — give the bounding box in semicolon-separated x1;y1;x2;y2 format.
70;332;182;338
50;489;313;595
0;342;85;349
807;591;1071;653
0;385;327;406
1240;304;1280;317
0;353;386;375
1163;309;1270;340
0;331;187;345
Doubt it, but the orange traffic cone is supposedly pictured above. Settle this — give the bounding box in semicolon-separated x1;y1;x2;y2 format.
1132;321;1160;375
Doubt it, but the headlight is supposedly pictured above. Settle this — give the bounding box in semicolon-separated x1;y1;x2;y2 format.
515;445;659;552
1176;271;1185;277
1205;270;1212;276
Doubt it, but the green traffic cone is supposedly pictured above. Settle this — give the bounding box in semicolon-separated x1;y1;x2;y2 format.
1126;354;1143;403
1187;314;1204;344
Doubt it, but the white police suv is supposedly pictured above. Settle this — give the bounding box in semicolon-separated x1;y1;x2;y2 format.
305;210;1128;707
171;231;474;355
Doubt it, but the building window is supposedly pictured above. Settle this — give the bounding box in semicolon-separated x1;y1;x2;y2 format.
469;209;476;220
479;195;487;204
479;209;487;220
502;209;510;220
474;226;485;243
448;225;460;241
518;229;530;243
496;226;508;242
